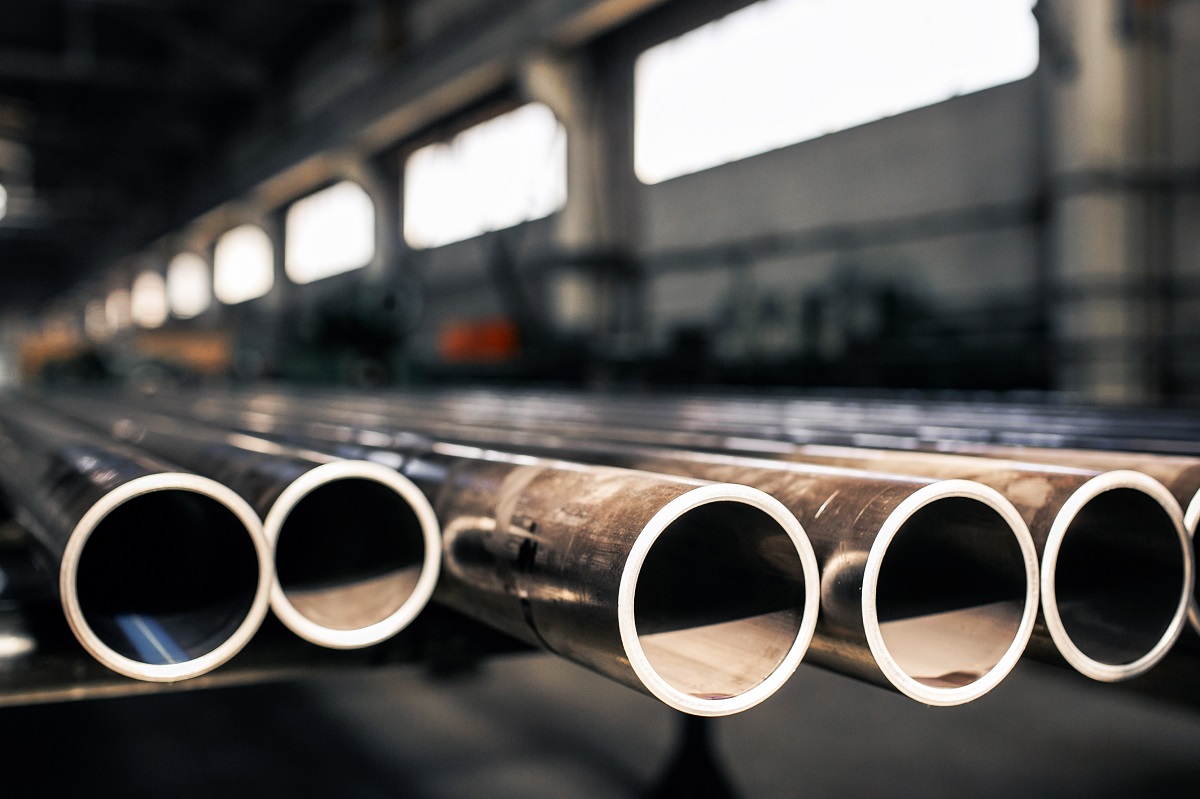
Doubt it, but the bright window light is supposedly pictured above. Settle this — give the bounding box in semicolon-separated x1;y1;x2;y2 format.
0;182;6;221
215;224;275;304
635;0;1039;184
105;288;131;332
285;181;376;284
167;252;212;319
404;103;567;249
131;271;168;329
85;299;110;341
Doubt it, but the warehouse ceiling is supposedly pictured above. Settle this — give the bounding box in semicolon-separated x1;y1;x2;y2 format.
0;0;690;314
0;0;373;308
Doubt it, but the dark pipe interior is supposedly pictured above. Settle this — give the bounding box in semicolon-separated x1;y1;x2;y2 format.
274;478;426;631
634;501;808;700
1055;488;1184;665
75;490;259;665
875;498;1026;689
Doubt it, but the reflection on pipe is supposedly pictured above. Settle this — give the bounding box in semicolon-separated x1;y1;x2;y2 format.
44;398;442;651
266;463;440;649
71;486;264;669
432;461;820;716
0;400;271;682
628;498;811;702
1042;479;1189;680
144;394;1034;706
870;496;1027;692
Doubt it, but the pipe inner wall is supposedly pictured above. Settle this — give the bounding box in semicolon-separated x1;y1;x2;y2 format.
862;483;1037;706
66;480;267;681
1046;481;1190;680
619;487;818;716
874;498;1026;689
266;462;441;649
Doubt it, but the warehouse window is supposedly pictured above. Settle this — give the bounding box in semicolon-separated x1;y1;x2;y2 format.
105;288;131;332
404;103;567;249
85;299;110;341
215;224;274;304
634;0;1039;184
285;181;376;284
131;271;168;328
167;252;212;319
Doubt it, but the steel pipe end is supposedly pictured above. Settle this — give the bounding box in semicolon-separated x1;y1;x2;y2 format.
1042;470;1192;682
618;483;819;717
862;480;1039;707
1186;492;1200;638
60;473;272;682
265;460;441;649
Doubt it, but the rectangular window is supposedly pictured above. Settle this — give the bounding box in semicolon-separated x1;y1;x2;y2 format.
131;270;168;329
167;253;212;319
635;0;1039;184
404;103;567;249
285;181;377;284
215;224;275;304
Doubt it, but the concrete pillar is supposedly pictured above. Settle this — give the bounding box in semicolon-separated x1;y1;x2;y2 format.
1046;0;1174;402
520;48;642;349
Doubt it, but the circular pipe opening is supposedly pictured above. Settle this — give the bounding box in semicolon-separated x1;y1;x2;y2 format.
1185;492;1200;637
266;461;441;649
865;482;1038;706
620;485;819;717
63;476;270;682
1044;473;1190;681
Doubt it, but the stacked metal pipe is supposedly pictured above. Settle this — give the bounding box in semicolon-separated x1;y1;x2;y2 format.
166;390;1193;682
139;393;1041;706
0;386;1194;716
0;400;272;681
0;394;827;716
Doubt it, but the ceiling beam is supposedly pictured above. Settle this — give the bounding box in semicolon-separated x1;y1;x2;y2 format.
182;0;669;220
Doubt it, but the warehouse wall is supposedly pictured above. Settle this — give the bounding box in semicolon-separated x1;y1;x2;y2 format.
637;79;1043;369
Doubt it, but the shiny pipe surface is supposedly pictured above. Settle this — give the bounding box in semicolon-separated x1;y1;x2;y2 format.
418;415;1192;681
764;446;1192;682
311;388;1200;455
118;395;822;715
428;448;819;715
917;443;1200;637
44;396;441;651
192;391;1189;683
0;399;271;681
318;390;1200;642
149;394;1037;706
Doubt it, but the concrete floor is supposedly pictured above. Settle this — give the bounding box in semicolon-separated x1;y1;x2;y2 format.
1;653;1198;798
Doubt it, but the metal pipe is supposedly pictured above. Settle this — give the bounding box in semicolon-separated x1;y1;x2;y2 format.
53;393;820;715
761;445;1192;682
190;391;1190;683
314;388;1200;455
312;390;1200;642
916;443;1200;637
44;396;442;651
0;399;271;681
145;394;1039;706
429;446;819;715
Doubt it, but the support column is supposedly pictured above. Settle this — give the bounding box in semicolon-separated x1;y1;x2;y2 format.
1046;0;1172;402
